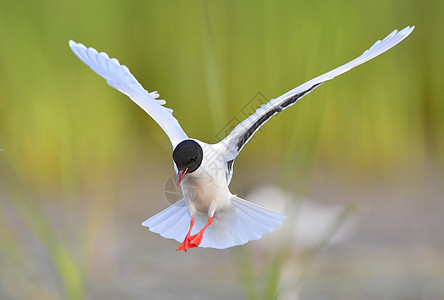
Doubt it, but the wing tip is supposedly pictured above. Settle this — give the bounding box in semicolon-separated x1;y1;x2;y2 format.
68;40;85;51
394;25;415;41
398;25;415;37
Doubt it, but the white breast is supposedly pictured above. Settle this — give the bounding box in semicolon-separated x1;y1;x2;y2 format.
180;141;232;217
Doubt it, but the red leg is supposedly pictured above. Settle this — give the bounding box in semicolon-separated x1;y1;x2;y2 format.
189;217;213;246
177;216;198;251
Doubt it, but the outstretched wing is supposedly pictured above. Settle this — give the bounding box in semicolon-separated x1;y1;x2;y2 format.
219;26;414;161
69;41;188;149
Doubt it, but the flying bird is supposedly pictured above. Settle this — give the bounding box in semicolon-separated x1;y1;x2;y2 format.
69;26;414;251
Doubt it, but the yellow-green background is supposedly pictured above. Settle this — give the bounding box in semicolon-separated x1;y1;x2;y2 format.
0;0;442;299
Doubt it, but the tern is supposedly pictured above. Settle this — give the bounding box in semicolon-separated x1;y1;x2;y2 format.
69;26;414;250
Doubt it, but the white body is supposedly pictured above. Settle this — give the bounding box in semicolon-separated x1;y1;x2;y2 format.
180;141;231;217
144;140;285;249
69;26;414;249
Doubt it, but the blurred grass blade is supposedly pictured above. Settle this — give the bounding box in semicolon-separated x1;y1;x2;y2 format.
0;155;84;300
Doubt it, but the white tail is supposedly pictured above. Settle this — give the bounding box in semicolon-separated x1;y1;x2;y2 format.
142;196;286;249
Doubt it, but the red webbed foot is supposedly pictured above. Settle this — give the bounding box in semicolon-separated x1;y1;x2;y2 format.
189;217;213;247
177;216;213;250
189;232;204;246
177;216;196;251
177;237;198;251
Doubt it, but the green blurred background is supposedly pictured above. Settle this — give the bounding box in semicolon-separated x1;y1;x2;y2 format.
0;0;443;299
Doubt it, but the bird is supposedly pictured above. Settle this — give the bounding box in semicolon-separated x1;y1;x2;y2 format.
69;26;414;251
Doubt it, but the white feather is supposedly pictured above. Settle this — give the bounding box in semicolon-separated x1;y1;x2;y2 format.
142;199;190;242
221;26;415;160
142;196;286;249
69;40;188;149
72;27;414;250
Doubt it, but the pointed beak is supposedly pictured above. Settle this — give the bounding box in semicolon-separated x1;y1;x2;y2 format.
176;168;189;185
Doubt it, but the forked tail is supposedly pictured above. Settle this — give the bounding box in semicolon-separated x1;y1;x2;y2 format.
142;196;285;249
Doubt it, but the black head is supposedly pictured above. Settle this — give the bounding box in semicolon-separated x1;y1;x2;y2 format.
172;140;203;174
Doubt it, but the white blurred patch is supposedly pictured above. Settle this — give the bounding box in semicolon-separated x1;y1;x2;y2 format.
246;184;357;249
